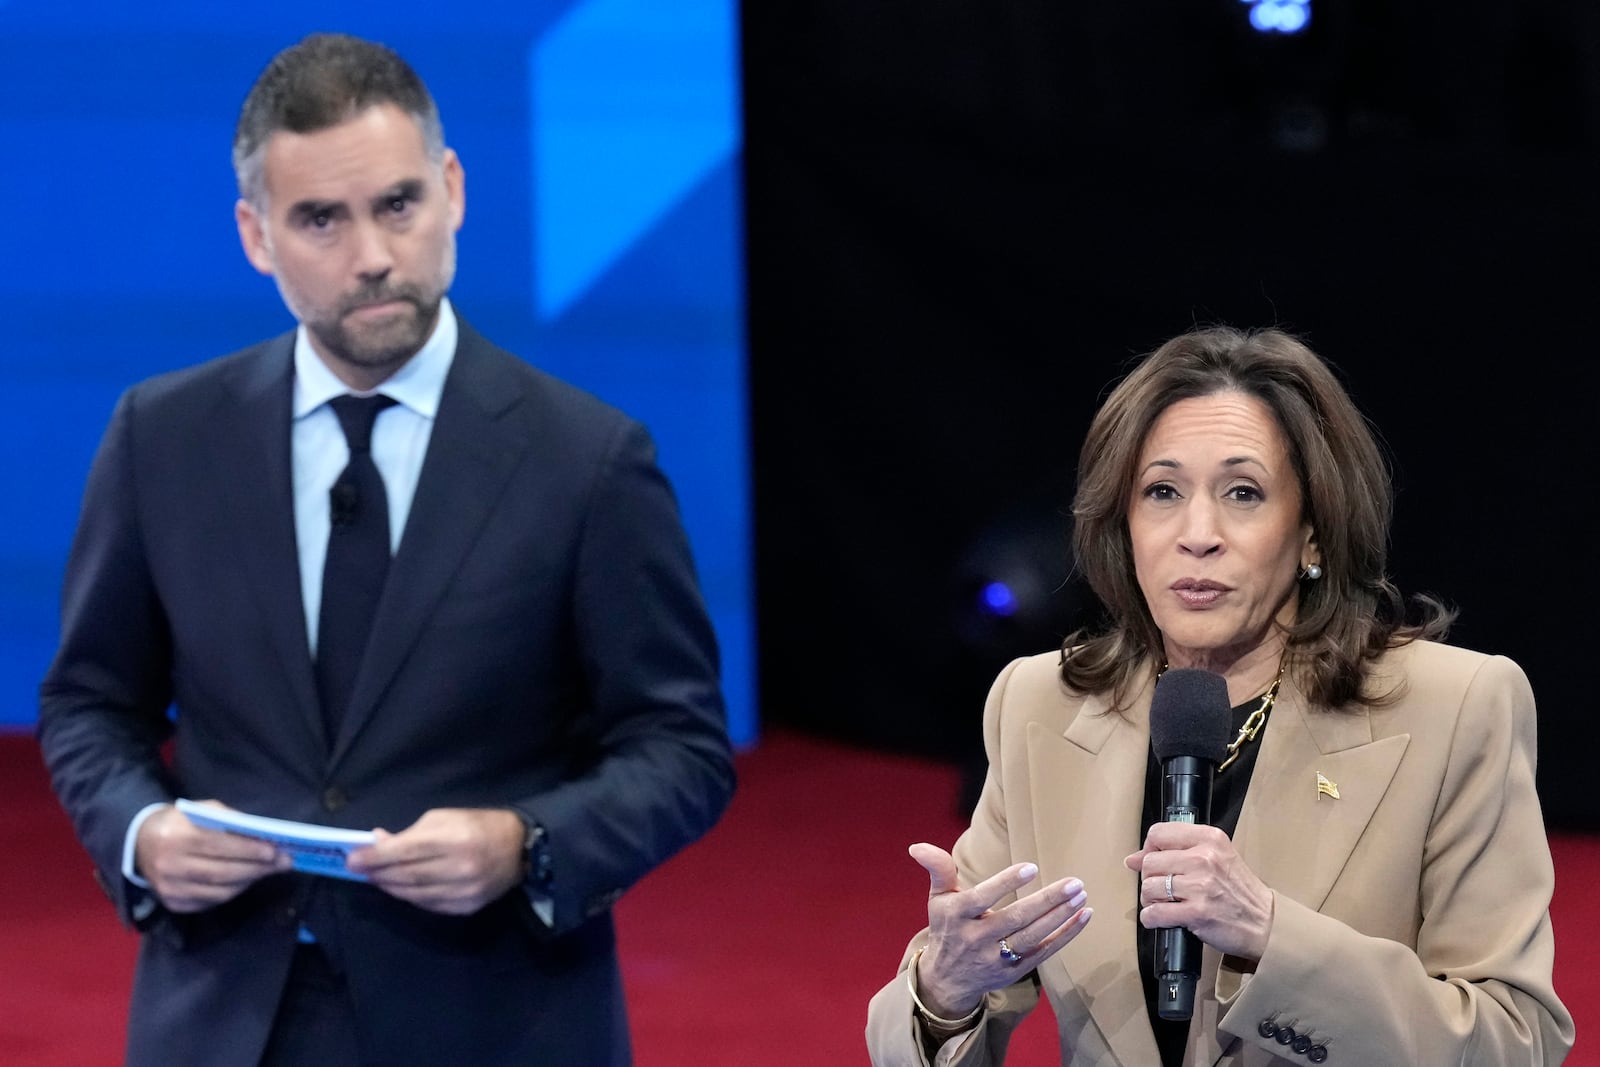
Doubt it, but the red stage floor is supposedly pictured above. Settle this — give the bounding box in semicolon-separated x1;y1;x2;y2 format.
2;730;1591;1065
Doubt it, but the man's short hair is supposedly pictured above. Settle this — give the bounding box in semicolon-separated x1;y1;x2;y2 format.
232;32;445;205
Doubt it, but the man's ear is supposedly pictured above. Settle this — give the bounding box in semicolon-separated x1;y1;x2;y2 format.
235;198;275;276
442;148;466;232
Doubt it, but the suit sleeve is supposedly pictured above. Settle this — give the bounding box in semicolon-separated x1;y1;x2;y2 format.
866;657;1043;1067
1218;654;1575;1063
36;387;181;927
516;419;735;933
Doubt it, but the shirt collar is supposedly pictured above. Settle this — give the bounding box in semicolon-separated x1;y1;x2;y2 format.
292;297;458;420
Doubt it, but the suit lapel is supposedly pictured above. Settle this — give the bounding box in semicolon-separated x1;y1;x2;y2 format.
1234;683;1409;914
1027;675;1164;1066
1187;682;1407;1064
212;336;326;749
328;328;531;766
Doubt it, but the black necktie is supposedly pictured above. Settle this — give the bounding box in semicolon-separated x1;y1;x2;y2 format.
316;394;399;742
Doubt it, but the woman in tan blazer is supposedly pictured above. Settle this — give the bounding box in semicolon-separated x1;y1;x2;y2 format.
866;327;1574;1066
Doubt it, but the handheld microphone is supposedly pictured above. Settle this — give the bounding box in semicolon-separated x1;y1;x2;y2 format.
329;481;360;527
1148;667;1230;1021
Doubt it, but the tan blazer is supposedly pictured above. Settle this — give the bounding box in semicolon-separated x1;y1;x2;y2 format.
867;640;1574;1066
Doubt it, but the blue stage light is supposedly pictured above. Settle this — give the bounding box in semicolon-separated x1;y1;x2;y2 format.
1242;0;1311;35
980;582;1018;617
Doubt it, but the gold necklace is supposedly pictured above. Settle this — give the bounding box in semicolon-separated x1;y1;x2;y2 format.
1217;673;1283;773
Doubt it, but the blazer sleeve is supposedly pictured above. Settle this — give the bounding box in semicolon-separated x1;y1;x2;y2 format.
866;657;1044;1067
36;387;182;927
516;418;735;934
1218;654;1575;1063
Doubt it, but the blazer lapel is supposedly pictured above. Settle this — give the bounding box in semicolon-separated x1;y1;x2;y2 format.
328;331;531;766
1028;675;1164;1066
1182;682;1406;1063
1234;684;1409;914
211;336;326;749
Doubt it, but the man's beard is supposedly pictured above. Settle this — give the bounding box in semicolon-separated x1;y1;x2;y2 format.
306;282;443;374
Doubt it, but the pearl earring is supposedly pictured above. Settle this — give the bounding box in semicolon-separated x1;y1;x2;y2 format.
1302;563;1323;581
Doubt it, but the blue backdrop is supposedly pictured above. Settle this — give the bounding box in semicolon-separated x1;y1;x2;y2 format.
0;2;755;744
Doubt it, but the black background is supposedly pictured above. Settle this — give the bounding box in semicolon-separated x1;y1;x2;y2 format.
741;1;1600;828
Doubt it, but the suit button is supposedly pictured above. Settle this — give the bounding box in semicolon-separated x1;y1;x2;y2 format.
1308;1046;1329;1063
322;787;348;812
1276;1025;1297;1045
1292;1035;1312;1054
278;906;298;928
1258;1019;1279;1039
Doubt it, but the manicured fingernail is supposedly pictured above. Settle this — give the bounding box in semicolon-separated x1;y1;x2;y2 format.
1066;887;1087;909
1018;863;1039;881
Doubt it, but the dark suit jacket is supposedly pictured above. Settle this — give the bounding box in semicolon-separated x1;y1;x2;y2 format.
38;318;735;1066
867;642;1573;1065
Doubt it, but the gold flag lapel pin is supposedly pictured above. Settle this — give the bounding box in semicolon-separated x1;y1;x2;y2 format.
1316;771;1341;800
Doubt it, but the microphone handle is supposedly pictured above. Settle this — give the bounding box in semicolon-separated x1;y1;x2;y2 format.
1156;755;1215;1021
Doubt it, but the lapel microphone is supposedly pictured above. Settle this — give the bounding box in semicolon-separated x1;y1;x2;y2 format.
1148;667;1231;1020
329;481;360;527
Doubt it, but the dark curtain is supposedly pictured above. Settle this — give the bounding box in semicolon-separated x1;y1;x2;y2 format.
742;0;1600;828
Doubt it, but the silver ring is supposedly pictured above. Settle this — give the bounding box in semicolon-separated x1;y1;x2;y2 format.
1164;873;1176;902
997;937;1024;965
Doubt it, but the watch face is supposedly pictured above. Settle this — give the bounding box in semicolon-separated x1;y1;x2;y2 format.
523;820;553;887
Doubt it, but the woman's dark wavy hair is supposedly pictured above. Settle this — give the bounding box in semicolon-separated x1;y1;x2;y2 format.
1061;325;1452;711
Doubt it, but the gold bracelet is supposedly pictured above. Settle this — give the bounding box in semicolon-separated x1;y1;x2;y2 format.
907;949;983;1035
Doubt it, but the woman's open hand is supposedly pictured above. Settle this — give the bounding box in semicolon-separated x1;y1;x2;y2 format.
908;842;1093;1018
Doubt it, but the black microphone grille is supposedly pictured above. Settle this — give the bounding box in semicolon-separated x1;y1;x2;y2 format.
1149;668;1231;763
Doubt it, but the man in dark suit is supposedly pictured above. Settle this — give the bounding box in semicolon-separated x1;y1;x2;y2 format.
37;32;734;1066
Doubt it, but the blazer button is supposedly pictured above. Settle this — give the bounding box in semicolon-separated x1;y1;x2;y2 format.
1258;1019;1279;1039
1308;1046;1329;1063
1292;1035;1312;1055
322;786;348;812
1276;1025;1297;1045
278;905;298;928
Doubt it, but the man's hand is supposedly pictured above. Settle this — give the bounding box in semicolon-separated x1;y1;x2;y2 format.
345;808;526;916
135;802;291;913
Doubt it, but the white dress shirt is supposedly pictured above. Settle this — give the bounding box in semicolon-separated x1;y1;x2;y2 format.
123;301;458;888
292;301;456;654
